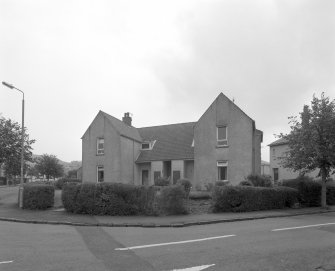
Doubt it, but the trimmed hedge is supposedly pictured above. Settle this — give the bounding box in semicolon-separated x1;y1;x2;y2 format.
55;178;81;190
0;177;7;186
22;184;55;210
157;185;188;215
246;174;273;187
62;183;158;216
212;186;298;212
281;178;335;206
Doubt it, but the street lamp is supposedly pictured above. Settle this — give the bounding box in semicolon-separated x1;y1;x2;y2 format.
2;81;25;208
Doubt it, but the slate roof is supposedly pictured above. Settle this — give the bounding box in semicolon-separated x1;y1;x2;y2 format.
136;122;195;163
268;138;288;147
101;111;142;142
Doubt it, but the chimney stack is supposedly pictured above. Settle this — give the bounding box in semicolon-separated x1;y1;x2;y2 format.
122;112;132;126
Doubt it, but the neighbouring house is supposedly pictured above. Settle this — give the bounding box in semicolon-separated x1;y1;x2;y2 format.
261;160;270;176
269;138;325;182
81;93;263;187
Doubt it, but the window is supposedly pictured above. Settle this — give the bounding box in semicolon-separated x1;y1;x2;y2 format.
217;126;228;146
97;138;104;155
97;166;104;182
217;161;228;181
141;140;156;150
141;143;150;150
272;148;276;156
273;168;279;182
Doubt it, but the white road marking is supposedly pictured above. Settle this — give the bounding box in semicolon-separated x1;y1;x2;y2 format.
115;234;236;251
0;260;13;264
169;264;215;271
272;222;335;232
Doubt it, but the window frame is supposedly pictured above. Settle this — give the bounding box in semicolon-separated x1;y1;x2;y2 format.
217;161;228;181
97;138;104;155
97;166;104;183
141;140;156;150
217;126;228;146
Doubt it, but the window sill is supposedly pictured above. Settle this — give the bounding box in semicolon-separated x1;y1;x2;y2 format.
216;145;229;148
96;154;104;156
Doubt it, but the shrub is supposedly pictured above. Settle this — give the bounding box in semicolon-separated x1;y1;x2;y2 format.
177;178;192;198
157;185;188;215
212;185;298;212
327;186;335;205
154;177;170;186
0;177;7;185
281;177;335;206
215;180;229;187
62;182;158;215
246;174;273;187
239;180;254;186
55;178;81;190
22;184;55;210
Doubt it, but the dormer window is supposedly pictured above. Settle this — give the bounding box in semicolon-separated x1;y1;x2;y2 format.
97;138;104;155
141;143;150;150
141;140;156;150
217;126;228;146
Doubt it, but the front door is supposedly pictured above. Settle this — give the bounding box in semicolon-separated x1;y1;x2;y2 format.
142;170;149;186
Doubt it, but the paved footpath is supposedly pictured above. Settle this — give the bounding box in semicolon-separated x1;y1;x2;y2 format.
1;186;335;227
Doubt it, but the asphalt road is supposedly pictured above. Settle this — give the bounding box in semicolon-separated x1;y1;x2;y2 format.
0;213;334;271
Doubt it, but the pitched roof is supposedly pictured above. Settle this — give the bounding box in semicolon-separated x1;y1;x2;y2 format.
268;138;288;147
101;111;142;142
136;122;195;162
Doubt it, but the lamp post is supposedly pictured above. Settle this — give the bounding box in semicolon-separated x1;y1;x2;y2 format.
2;81;25;208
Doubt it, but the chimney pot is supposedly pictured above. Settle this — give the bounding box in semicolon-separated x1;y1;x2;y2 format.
122;112;132;126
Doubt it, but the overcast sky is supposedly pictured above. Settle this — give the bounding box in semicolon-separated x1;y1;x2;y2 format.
1;0;334;163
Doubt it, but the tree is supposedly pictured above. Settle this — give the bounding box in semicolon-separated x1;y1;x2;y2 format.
0;116;35;178
279;93;335;208
35;154;65;180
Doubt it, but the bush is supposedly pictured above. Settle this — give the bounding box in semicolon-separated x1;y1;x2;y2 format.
281;177;335;206
22;184;55;210
215;180;229;187
212;186;298;212
239;180;254;186
157;185;188;215
62;182;158;216
55;178;81;190
246;174;273;187
177;178;192;198
0;177;7;186
154;177;170;186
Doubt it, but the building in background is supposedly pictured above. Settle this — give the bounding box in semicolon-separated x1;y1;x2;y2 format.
269;138;324;182
81;93;263;187
261;160;270;176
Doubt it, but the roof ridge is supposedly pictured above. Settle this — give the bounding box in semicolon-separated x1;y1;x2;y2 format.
100;110;137;129
138;121;196;129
